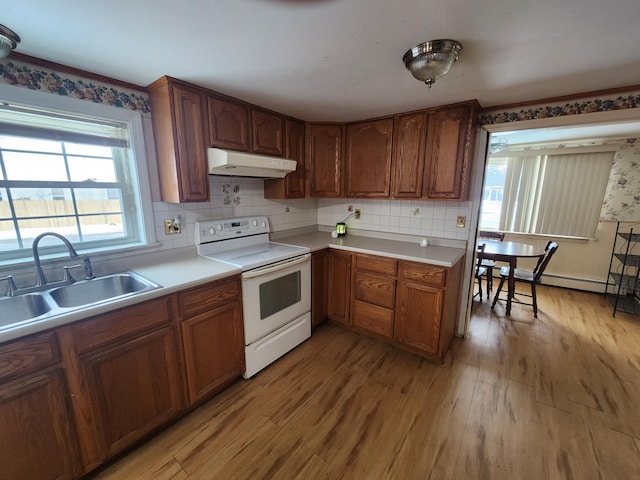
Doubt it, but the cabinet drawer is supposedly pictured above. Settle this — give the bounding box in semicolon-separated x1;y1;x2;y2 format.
73;297;173;353
0;331;60;381
354;271;396;309
400;262;447;287
355;254;397;276
178;276;241;318
352;300;393;338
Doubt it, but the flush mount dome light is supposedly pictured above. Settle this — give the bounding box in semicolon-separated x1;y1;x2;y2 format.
0;23;20;59
403;39;462;88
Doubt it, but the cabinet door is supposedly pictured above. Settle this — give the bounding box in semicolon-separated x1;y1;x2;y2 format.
311;249;329;328
264;119;306;199
171;86;210;202
327;250;352;324
395;280;443;354
181;301;244;405
423;106;473;200
307;123;343;197
391;113;427;198
0;370;79;480
251;109;284;156
80;325;183;459
345;118;393;197
208;96;250;151
148;78;210;203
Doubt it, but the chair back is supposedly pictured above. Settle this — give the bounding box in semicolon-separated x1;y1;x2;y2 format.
533;241;558;283
476;243;485;272
479;230;506;241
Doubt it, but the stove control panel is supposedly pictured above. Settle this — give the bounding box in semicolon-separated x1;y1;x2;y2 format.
195;216;270;244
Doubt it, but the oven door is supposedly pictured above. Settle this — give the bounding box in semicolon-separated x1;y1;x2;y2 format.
241;253;311;345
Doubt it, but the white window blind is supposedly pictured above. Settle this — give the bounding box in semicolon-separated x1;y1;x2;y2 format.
499;151;613;238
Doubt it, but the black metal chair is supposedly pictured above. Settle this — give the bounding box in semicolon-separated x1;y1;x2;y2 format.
478;230;506;292
474;243;487;301
491;241;559;317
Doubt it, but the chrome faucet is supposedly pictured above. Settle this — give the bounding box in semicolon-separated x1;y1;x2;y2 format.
32;232;94;286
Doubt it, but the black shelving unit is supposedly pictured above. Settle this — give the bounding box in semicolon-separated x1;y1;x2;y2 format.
604;222;640;317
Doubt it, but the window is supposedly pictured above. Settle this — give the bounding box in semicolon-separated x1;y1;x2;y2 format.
0;86;153;260
479;148;614;239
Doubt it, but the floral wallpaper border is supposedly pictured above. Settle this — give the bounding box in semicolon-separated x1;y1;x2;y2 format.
0;60;151;115
479;94;640;125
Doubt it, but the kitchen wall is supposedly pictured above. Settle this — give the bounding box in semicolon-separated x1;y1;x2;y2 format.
2;56;639;295
151;177;319;250
317;198;472;240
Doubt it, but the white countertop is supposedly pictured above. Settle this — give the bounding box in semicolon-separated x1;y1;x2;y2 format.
274;231;465;267
0;251;240;344
1;228;466;345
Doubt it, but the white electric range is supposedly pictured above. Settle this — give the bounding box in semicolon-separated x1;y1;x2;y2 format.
195;216;311;378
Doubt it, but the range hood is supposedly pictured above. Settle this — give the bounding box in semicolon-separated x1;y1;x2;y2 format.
207;148;297;178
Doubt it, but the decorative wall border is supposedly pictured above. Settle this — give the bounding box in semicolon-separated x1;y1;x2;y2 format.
0;59;151;115
479;94;640;125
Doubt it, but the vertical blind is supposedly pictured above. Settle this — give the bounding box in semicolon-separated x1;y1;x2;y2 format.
499;151;614;238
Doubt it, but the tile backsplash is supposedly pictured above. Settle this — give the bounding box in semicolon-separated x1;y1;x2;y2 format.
151;176;473;251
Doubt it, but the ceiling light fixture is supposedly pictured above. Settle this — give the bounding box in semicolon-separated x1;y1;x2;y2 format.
403;39;462;88
0;23;20;59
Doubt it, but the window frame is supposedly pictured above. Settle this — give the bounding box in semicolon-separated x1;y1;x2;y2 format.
0;83;156;263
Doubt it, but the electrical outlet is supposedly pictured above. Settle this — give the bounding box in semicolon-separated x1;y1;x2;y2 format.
164;218;181;235
355;209;361;220
456;215;466;228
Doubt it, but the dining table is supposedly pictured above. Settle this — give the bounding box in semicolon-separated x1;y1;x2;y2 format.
477;239;546;315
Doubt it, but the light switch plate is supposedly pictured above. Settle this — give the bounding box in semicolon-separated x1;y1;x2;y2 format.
456;215;466;228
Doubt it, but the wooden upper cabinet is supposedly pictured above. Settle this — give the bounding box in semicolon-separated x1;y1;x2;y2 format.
345;118;394;197
391;113;427;198
423;101;478;200
263;119;306;199
307;123;343;197
251;109;284;156
207;96;251;151
148;77;210;203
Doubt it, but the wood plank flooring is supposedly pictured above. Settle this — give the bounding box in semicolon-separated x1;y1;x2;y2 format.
92;286;640;479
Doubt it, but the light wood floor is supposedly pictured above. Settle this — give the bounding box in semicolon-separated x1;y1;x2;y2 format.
93;286;640;480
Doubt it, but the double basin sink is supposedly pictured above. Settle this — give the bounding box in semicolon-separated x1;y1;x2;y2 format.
0;272;161;329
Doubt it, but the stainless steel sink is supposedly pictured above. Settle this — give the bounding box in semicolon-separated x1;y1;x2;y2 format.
0;293;52;326
49;272;160;308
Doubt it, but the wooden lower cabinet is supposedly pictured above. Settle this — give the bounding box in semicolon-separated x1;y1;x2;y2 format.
179;277;244;405
394;260;463;359
0;276;246;479
327;250;352;324
351;254;397;338
311;249;329;328
0;330;80;480
328;252;464;361
394;280;443;354
58;297;182;471
0;369;80;480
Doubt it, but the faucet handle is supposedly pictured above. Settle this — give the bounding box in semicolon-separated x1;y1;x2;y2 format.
62;264;82;283
0;275;18;297
82;256;95;280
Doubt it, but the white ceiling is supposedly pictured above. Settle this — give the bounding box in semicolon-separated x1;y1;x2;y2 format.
4;0;640;123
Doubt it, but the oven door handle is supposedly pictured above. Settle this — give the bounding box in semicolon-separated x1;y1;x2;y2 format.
242;253;310;279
